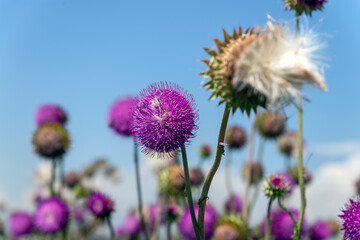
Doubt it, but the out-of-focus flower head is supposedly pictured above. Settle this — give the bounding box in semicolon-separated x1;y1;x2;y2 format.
284;0;328;16
261;207;307;240
35;104;67;127
278;131;305;158
309;220;333;240
189;168;205;186
165;203;181;223
92;158;108;170
34;197;69;234
201;27;267;114
159;165;186;197
339;197;360;240
326;218;340;236
179;204;218;240
32;123;70;159
263;174;290;200
64;172;81;189
289;166;312;185
242;162;264;185
72;208;85;223
10;212;33;238
199;144;212;158
257;112;286;139
224;194;243;214
225;126;247;149
87;192;115;220
116;214;141;238
131;82;199;156
108;97;138;137
214;214;248;240
145;151;177;174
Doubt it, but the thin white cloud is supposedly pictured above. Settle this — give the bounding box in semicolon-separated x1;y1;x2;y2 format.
312;140;360;157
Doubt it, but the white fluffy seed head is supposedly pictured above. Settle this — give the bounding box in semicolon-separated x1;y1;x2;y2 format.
232;22;327;107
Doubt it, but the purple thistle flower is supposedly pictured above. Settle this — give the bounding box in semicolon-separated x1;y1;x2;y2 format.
131;82;199;155
108;97;138;136
179;204;218;240
261;208;307;240
34;197;69;234
10;212;33;237
278;172;295;194
116;214;141;237
224;194;242;214
339;197;360;240
73;208;85;223
309;220;332;240
35;104;67;127
87;193;115;219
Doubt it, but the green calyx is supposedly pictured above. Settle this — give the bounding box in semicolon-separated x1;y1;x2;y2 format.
263;176;290;200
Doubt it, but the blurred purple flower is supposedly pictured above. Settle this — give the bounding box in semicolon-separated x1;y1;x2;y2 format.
131;82;199;155
116;214;141;237
225;194;242;214
179;204;217;240
309;220;332;240
34;197;69;234
108;97;138;136
10;212;33;237
87;193;114;219
35;104;67;127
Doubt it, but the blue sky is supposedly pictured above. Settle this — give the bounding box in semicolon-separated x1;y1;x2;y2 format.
0;0;359;221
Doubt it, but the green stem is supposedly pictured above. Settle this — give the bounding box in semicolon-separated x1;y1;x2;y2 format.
50;159;56;197
198;105;230;240
60;157;65;197
278;199;297;226
166;222;172;240
242;116;257;223
294;14;307;240
106;217;115;240
134;143;149;240
265;199;273;240
181;145;201;240
225;151;234;197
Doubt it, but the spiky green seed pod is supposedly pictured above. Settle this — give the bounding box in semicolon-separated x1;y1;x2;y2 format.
214;214;249;240
201;28;267;115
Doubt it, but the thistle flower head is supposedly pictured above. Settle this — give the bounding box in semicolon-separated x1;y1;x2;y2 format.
242;162;264;185
10;212;33;237
131;82;199;156
35;104;67;127
201;27;267;114
257;111;286;139
159;165;185;197
32;123;70;159
261;208;307;240
224;194;243;214
116;214;141;238
108;97;138;136
263;174;290;200
199;144;212;158
214;214;249;240
179;204;218;240
284;0;328;16
339;197;360;240
225;126;247;149
165;203;181;223
34;197;69;234
189;168;205;186
87;192;115;219
278;131;305;158
309;220;333;240
64;172;80;189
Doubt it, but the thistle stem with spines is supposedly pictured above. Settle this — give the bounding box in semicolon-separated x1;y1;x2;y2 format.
134;142;149;240
181;145;201;240
198;105;230;240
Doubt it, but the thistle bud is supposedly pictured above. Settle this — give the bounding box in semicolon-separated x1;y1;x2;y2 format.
257;112;286;139
225;126;247;149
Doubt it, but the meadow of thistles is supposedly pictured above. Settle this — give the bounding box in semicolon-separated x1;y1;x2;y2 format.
131;82;199;156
